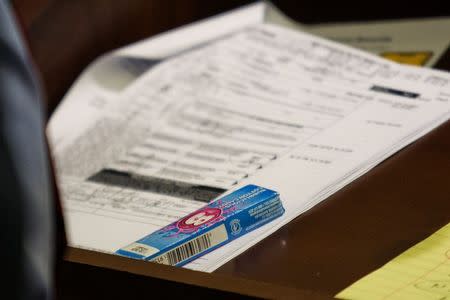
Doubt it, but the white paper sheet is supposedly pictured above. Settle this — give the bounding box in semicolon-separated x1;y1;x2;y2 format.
47;2;266;153
265;2;450;67
48;2;450;152
50;22;449;272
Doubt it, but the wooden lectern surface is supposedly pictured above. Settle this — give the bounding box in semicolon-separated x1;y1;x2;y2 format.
215;120;450;295
61;119;449;299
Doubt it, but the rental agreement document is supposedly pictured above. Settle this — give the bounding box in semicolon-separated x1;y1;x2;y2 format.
49;23;450;272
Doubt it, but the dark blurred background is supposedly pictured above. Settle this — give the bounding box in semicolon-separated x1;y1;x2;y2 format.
12;0;450;114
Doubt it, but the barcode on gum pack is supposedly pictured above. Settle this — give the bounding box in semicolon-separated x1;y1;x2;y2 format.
152;225;228;266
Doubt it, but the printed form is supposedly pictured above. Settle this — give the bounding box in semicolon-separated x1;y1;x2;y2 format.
49;24;450;271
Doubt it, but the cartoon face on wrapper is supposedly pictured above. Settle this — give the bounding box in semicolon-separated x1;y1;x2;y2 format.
177;208;222;231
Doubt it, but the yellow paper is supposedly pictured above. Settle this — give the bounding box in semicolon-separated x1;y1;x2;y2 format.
336;223;450;300
381;51;433;66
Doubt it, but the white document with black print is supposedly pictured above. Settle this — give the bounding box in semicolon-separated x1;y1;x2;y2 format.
51;23;450;272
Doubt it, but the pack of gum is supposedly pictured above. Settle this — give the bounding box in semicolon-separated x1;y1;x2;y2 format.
116;184;285;267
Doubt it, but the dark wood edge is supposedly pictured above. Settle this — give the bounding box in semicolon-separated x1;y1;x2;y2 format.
434;45;450;71
65;247;332;299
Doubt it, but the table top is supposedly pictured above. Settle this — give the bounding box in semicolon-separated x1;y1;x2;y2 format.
18;1;448;298
63;116;450;299
215;119;450;296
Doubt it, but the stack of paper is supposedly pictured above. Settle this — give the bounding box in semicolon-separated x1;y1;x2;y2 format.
49;21;450;272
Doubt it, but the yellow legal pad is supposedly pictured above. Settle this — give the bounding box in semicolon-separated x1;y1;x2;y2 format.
336;223;450;300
